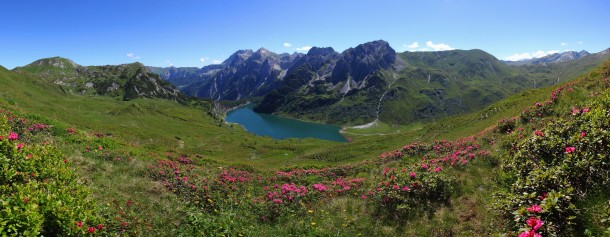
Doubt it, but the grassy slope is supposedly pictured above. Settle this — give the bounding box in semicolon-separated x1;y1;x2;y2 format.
1;58;609;235
1;66;352;169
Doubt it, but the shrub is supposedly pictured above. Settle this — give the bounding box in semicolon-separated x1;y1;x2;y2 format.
0;115;103;236
494;97;610;236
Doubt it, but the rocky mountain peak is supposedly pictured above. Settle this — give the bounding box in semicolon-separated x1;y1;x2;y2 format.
307;47;338;57
330;40;396;84
224;49;254;66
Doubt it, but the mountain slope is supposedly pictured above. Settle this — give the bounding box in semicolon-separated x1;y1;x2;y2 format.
13;57;186;102
254;40;400;124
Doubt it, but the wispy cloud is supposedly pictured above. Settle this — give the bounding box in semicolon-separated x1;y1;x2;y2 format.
212;60;222;64
126;53;140;59
561;42;568;46
166;60;173;67
296;46;312;52
425;41;454;51
403;42;419;49
504;50;559;61
283;42;292;48
403;41;454;51
200;57;209;63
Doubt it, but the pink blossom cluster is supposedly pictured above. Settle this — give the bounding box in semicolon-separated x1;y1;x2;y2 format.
218;168;253;183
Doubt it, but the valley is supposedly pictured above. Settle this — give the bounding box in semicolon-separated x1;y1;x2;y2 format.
1;47;609;235
3;1;609;236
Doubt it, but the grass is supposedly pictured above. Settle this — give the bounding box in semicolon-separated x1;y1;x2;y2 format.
1;59;609;235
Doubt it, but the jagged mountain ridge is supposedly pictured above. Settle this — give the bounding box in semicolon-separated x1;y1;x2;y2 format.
149;49;305;100
254;40;401;124
13;57;186;102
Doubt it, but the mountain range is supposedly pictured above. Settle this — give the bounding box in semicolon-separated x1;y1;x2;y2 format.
149;40;610;125
502;50;592;65
5;40;608;126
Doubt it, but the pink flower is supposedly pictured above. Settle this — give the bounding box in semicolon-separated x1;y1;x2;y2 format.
581;131;586;137
361;194;367;200
402;186;410;191
572;108;581;115
8;132;18;141
97;224;104;230
526;217;544;230
582;107;590;113
433;166;443;173
273;198;283;204
421;163;428;169
88;226;95;233
534;131;544;137
565;146;576;153
392;185;399;190
410;172;416;178
16;143;23;149
519;230;541;237
76;221;83;228
526;204;542;213
24;197;28;203
312;183;327;192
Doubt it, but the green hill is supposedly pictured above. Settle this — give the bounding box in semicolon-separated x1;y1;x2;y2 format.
13;57;187;102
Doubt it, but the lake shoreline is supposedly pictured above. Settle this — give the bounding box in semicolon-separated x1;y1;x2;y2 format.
225;104;347;142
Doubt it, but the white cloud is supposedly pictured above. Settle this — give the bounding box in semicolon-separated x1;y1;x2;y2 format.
283;42;292;48
504;50;560;61
200;57;209;63
296;46;312;52
404;42;419;49
425;41;454;51
126;53;140;59
561;42;568;46
212;60;222;64
166;60;173;67
578;41;583;44
546;50;559;54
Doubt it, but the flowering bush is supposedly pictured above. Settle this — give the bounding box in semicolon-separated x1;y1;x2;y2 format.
369;166;454;220
495;96;610;235
496;117;518;134
0;116;103;236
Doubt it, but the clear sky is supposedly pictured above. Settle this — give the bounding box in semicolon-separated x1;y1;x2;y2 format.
1;0;608;69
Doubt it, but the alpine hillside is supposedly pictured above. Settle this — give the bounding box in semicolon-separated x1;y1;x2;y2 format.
14;57;187;102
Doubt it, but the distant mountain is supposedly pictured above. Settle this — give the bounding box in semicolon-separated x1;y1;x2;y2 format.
14;57;186;102
503;50;590;66
147;66;202;89
507;48;610;88
151;49;302;100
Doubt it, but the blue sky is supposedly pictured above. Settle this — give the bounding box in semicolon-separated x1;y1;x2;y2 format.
1;0;608;69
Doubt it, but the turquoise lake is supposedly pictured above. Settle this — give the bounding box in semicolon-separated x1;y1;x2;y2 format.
225;104;347;142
